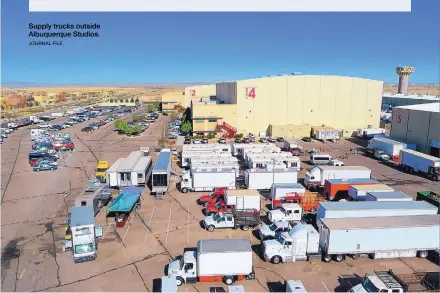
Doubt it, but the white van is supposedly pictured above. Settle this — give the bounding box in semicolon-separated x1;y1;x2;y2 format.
309;153;332;165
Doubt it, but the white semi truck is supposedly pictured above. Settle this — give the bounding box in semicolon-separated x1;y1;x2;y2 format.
165;238;255;286
304;166;371;191
180;167;236;193
399;149;440;181
262;214;440;264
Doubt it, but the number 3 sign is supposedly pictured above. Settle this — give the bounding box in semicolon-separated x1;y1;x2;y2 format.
245;87;256;99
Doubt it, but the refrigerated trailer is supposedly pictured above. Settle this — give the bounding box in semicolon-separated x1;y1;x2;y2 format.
348;184;394;201
399;149;440;181
262;214;440;264
323;178;378;201
180;167;236;193
165;239;255;286
224;189;261;211
152;149;172;194
356;128;386;139
245;168;298;190
304;166;371;191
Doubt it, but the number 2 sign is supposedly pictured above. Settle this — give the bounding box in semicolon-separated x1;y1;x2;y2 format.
245;87;256;99
190;90;196;96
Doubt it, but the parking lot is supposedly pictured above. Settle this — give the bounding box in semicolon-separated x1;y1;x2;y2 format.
1;114;439;292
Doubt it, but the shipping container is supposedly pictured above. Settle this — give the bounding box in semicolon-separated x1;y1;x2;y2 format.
365;191;413;202
399;149;440;181
323;178;378;201
224;190;260;211
319;214;440;258
245;168;298;190
348;184;394;201
315;129;341;140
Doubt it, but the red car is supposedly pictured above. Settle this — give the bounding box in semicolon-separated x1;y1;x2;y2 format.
53;141;75;151
203;200;234;216
197;187;227;206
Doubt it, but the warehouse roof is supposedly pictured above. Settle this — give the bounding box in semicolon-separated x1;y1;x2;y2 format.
198;238;251;253
395;102;440;113
322;214;440;230
319;201;435;211
382;93;440;101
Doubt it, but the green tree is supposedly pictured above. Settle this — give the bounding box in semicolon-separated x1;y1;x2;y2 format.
132;114;139;122
119;98;124;103
131;125;142;135
130;97;135;103
135;98;140;103
114;119;128;131
180;121;192;134
125;99;130;103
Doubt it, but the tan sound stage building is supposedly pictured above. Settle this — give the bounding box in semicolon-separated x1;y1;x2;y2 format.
190;75;384;138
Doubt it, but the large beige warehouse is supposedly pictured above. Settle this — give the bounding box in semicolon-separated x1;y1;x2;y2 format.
390;103;440;157
190;75;384;138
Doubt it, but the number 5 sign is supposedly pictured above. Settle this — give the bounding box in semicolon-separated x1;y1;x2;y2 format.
396;113;402;123
245;87;256;99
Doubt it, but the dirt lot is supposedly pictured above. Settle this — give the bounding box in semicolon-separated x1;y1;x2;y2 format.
1;117;439;292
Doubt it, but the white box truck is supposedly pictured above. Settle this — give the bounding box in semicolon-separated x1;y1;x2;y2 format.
356;128;385;139
224;190;260;211
180;168;236;193
365;191;413;202
245;168;298;190
348;184;394;201
367;137;415;160
165;239;255;286
304;166;371;191
262;214;440;264
399;149;440;181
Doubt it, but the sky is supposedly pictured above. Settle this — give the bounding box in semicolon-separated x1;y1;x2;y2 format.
1;0;439;84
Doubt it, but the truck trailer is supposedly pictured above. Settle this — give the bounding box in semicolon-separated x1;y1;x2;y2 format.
399;149;440;181
180;167;236;193
323;178;378;201
367;137;415;161
75;183;112;216
305;166;371;191
190;162;240;177
356;128;385;139
181;152;233;167
152;149;172;194
348;184;394;201
106;151;153;188
271;183;306;209
245;168;298;190
232;143;278;157
224;190;260;211
365;191;413;202
262;214;440;264
165;239;255;286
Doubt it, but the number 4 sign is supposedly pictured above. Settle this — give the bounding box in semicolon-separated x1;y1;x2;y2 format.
245;87;256;99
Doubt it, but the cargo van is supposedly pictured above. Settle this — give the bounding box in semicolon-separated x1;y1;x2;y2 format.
309;153;332;165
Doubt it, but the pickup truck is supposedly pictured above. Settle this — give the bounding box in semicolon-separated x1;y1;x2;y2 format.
258;221;292;241
202;209;260;232
268;203;304;223
374;149;390;161
203;200;233;216
197;188;227;206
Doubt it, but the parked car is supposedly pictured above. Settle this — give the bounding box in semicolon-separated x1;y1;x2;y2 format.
81;126;94;132
267;137;277;143
218;138;226;144
193;139;201;144
260;137;267;143
38;123;51;128
50;125;64;131
276;137;285;142
33;160;58;172
302;137;312;142
234;138;242;143
184;138;191;144
201;138;208;144
242;137;250;143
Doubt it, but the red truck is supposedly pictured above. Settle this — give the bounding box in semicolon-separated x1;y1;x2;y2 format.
272;192;326;213
203;200;233;216
197;188;227;206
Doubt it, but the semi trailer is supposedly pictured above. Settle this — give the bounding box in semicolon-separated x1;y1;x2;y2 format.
152;149;172;194
323;178;378;201
365;191;413;202
165;238;255;286
262;214;440;264
399;149;440;181
180;167;236;193
304;166;371;191
356;128;386;139
348;184;394;201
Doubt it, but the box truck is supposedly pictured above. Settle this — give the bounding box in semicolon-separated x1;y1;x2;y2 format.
180;167;236;193
245;168;298;190
348;184;394;201
356;128;385;139
367;137;415;161
203;190;260;215
399;149;440;181
350;270;440;293
365;191;413;202
165;239;255;286
271;183;306;209
323;178;378;201
262;214;440;264
304;166;371;191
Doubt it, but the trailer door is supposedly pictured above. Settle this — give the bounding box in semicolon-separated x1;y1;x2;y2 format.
120;172;131;187
236;196;245;210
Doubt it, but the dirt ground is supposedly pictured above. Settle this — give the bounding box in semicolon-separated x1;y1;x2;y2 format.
384;85;439;96
1;111;439;292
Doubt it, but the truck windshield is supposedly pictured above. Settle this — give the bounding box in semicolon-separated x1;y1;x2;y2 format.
179;258;184;269
362;278;379;292
74;243;95;254
269;224;278;231
96;168;107;172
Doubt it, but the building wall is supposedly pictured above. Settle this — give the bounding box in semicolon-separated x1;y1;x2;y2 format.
191;104;237;134
216;82;237;104
390;107;440;154
184;85;216;107
161;91;185;112
230;75;383;137
269;124;312;138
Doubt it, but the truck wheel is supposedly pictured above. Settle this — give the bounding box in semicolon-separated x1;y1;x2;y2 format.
334;254;344;262
271;255;281;264
181;188;188;193
196;199;202;205
224;276;234;285
176;277;184;286
207;225;215;232
418;250;428;258
433;176;439;182
242;225;249;231
323;255;332;262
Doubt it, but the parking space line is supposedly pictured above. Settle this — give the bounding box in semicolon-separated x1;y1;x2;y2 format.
165;204;172;245
100;224;112;243
322;282;330;292
143;205;155;244
33;248;37;255
18;268;25;279
187;204;190;242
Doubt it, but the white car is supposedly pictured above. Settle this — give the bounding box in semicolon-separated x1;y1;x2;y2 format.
192;139;201;144
328;159;345;166
38;123;51;128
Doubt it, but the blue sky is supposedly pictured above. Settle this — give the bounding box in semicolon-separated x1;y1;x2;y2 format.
1;0;439;84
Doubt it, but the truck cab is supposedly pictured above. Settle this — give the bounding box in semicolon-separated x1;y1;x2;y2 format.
166;251;197;286
259;221;292;241
268;203;303;223
374;149;390;161
198;188;226;205
204;200;233;216
95;160;109;183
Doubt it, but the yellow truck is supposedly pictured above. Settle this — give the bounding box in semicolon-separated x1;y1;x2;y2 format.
95;160;109;183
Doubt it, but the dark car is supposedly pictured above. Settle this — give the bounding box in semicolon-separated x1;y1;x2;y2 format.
201;138;209;144
276;137;285;142
234;138;242;143
81;126;94;132
218;138;226;144
302;137;312;142
242;137;250;143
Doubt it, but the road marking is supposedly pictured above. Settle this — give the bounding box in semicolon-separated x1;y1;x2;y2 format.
33;248;37;255
18;269;25;279
187;204;190;242
143;205;156;244
165;204;172;245
322;282;330;293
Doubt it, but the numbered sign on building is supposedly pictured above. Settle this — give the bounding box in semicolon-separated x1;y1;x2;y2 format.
245;87;256;99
